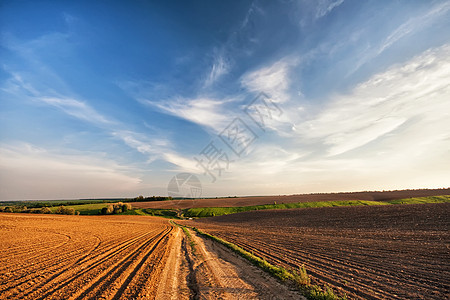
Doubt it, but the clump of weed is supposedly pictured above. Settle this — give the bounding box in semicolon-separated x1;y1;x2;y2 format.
306;285;344;300
292;265;311;286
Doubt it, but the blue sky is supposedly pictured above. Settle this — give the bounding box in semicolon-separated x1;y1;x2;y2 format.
1;0;449;200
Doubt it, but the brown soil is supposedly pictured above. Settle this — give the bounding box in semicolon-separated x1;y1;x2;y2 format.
0;213;306;300
0;214;175;300
132;188;450;209
183;203;450;299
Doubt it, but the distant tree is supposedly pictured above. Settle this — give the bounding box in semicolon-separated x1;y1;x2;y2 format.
40;207;52;214
55;206;75;215
121;203;131;212
106;205;114;214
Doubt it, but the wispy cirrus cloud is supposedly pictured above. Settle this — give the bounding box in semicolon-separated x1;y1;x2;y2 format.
2;69;115;126
139;96;237;133
112;130;170;163
296;0;345;28
348;1;450;76
296;43;450;156
315;0;344;19
112;130;199;172
241;58;297;102
40;96;114;125
203;52;230;88
378;1;450;55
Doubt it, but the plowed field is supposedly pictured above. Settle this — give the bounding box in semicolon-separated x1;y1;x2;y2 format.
0;214;175;300
184;203;450;299
0;213;306;300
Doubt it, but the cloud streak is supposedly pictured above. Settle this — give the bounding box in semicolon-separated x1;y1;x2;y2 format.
153;96;236;133
203;52;230;88
39;96;114;125
378;1;450;55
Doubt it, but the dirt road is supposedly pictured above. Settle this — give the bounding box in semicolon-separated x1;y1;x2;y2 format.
156;225;305;299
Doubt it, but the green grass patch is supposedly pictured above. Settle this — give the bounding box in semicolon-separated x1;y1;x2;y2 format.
386;195;450;205
48;203;108;215
121;208;148;215
184;225;345;299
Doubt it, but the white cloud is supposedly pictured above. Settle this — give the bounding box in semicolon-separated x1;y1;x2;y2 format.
315;0;344;19
241;58;296;102
297;43;450;157
378;1;450;55
111;130;201;174
204;53;230;87
40;96;113;125
348;1;450;76
154;97;234;133
2;71;114;126
163;152;200;173
112;130;170;163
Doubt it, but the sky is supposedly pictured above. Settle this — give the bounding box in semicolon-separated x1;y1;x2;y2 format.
1;0;449;200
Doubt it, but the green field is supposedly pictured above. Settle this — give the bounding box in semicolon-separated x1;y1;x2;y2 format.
48;203;110;215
